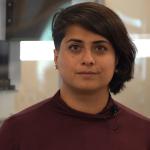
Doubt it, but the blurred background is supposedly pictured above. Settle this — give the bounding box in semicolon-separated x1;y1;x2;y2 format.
0;0;150;124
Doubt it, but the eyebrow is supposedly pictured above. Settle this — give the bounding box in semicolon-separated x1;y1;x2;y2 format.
66;39;110;44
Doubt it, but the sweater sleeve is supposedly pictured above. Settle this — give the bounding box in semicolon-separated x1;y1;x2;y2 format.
0;118;18;150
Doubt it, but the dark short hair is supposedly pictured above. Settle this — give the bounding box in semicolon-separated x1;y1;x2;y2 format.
52;2;136;94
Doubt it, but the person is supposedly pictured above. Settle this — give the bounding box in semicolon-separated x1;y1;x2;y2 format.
0;2;150;150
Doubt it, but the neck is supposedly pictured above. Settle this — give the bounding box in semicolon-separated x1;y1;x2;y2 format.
60;86;109;114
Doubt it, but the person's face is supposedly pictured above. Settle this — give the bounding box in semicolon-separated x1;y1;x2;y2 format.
54;25;117;93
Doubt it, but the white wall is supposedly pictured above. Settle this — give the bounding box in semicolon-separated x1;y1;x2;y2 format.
106;0;150;34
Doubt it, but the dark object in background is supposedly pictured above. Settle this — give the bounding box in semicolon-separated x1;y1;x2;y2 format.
0;41;15;90
6;0;69;41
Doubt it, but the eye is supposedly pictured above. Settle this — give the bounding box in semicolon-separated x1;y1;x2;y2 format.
68;44;82;53
94;45;107;53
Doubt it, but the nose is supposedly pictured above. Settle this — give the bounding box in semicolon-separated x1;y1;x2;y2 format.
81;49;95;66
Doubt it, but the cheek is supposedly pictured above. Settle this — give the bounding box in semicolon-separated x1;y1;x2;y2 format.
58;58;66;71
57;54;73;72
101;57;116;74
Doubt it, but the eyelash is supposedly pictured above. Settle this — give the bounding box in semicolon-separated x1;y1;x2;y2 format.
68;44;82;52
68;44;107;54
94;45;107;53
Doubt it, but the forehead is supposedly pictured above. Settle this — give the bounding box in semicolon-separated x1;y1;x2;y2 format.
63;25;110;43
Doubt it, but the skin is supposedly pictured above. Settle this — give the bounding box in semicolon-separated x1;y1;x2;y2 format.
54;25;117;114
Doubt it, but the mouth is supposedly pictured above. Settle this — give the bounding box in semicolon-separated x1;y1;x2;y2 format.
77;72;98;75
76;71;99;78
77;70;99;74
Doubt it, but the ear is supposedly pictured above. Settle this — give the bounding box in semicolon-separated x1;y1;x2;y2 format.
54;49;59;67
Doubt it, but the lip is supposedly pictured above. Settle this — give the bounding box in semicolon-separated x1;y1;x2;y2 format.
77;71;99;74
77;72;98;74
76;71;99;78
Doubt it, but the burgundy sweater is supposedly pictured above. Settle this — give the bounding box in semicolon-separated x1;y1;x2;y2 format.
0;91;150;150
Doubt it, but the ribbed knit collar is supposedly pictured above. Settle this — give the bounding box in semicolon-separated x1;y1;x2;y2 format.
51;90;119;121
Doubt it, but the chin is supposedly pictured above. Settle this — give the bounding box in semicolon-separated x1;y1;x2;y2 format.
72;85;103;93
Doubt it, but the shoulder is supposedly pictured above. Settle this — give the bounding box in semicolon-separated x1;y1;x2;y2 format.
0;94;59;149
14;97;52;119
1;97;54;130
0;96;54;146
110;98;150;149
114;100;150;127
1;91;61;130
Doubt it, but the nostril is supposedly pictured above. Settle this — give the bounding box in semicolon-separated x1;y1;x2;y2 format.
81;50;95;65
81;60;94;66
